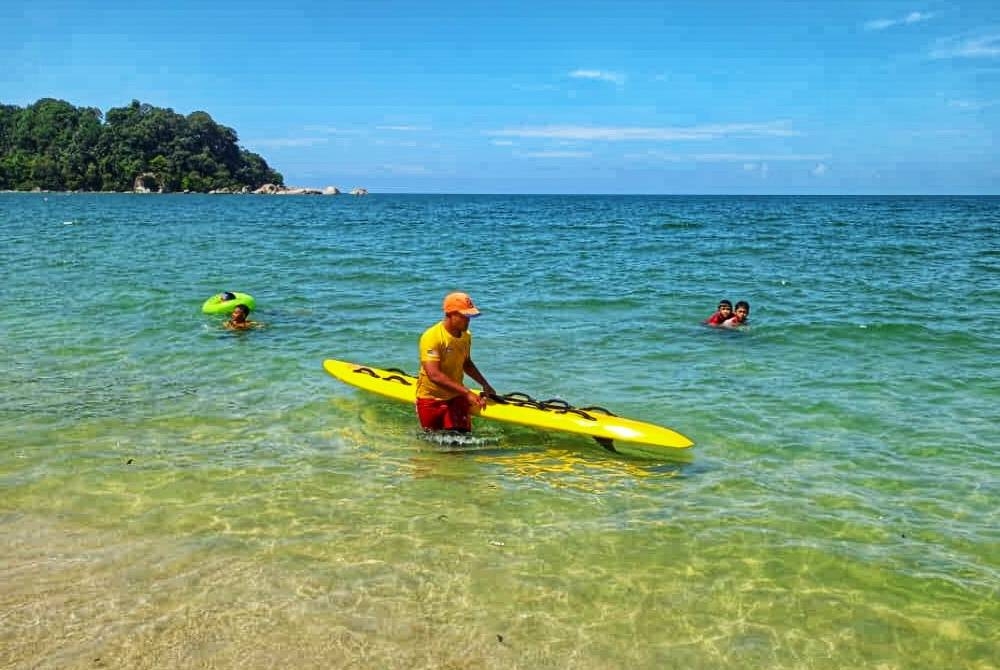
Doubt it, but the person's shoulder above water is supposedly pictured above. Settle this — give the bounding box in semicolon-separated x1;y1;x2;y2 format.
225;304;261;330
721;301;750;328
704;299;732;327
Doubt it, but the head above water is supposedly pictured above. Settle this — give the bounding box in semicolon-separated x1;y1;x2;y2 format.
231;304;250;320
442;292;480;317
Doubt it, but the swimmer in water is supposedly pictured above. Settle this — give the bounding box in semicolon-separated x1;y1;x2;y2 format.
722;301;750;328
224;304;256;330
703;299;733;327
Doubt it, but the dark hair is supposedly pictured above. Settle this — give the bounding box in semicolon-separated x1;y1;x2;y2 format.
734;301;750;311
233;304;249;316
718;299;733;308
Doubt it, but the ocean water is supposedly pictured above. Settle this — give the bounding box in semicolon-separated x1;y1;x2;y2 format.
1;193;997;669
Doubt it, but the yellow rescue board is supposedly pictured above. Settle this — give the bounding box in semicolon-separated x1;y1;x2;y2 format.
323;359;694;450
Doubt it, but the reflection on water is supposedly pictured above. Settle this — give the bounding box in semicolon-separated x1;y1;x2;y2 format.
482;448;684;487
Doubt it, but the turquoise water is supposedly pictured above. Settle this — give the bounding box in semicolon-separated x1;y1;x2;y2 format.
1;193;997;669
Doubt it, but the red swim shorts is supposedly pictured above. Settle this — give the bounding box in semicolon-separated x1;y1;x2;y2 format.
416;395;472;432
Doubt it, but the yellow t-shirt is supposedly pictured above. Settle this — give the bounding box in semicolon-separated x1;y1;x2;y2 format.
416;322;471;400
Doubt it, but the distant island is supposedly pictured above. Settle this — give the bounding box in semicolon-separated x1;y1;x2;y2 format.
0;98;285;193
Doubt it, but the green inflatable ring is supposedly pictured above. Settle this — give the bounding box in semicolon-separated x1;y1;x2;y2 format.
202;292;256;315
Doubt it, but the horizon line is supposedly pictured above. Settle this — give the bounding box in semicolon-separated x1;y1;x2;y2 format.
5;189;997;197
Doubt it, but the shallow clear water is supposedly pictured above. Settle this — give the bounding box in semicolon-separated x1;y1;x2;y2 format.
1;193;998;669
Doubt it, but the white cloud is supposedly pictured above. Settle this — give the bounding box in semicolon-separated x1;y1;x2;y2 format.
488;122;800;141
381;164;430;175
931;33;1000;59
491;140;515;146
517;150;592;159
865;19;896;31
247;137;329;148
906;128;971;138
904;11;933;23
569;69;625;85
743;162;769;178
692;152;827;162
812;163;829;177
864;11;934;31
949;99;997;110
302;125;363;135
512;83;559;92
627;151;828;162
376;125;431;132
374;139;420;147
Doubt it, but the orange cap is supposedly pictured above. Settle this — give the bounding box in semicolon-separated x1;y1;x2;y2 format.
443;292;481;316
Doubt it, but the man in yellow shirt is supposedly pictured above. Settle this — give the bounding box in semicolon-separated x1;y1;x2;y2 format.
416;292;496;432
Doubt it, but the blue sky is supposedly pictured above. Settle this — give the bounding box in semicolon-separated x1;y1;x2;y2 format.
2;0;998;194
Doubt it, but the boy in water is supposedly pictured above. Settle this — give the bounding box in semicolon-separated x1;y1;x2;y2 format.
225;304;254;330
722;301;750;328
703;299;733;327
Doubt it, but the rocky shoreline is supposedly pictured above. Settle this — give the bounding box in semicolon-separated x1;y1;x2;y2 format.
228;184;369;196
133;174;368;195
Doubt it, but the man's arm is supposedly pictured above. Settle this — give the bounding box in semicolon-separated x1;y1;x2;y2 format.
422;359;489;408
463;359;496;397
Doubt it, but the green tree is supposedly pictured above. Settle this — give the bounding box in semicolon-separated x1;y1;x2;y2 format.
0;98;283;192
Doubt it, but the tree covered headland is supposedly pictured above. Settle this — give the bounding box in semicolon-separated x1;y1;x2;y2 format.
0;98;283;192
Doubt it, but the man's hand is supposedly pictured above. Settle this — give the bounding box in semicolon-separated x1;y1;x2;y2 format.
468;389;488;409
